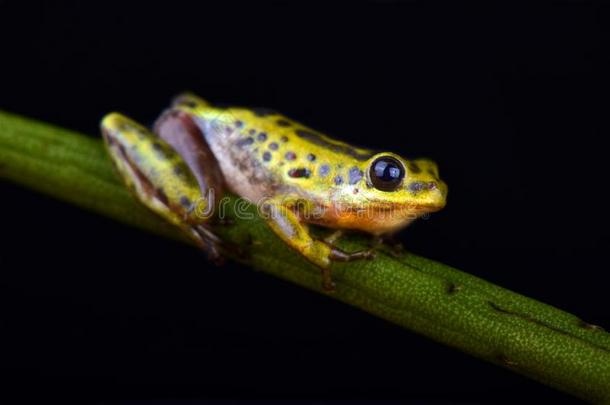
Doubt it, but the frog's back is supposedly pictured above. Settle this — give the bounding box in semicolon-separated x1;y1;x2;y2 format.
177;95;376;204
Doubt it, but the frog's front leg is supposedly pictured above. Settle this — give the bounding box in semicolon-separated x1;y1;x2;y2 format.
261;197;375;290
100;112;224;260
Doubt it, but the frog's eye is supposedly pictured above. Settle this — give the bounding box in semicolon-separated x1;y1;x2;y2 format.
369;156;406;191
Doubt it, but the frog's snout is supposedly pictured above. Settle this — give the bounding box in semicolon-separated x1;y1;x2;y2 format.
432;180;448;206
429;178;448;198
416;183;447;209
405;160;447;200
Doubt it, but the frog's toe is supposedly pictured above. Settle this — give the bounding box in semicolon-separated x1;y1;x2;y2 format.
388;244;404;257
371;235;405;257
322;230;378;260
205;242;224;265
322;278;337;292
191;224;224;261
329;246;376;262
192;224;249;263
211;216;235;226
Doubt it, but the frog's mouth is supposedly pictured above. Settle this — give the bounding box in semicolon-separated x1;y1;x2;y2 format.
364;194;447;213
328;200;444;226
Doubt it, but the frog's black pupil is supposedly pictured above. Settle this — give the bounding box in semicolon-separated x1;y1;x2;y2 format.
374;161;400;181
370;157;405;191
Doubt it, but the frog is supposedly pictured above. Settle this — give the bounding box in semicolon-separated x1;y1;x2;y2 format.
101;93;447;290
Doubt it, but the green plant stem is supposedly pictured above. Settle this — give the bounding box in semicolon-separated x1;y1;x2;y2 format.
1;110;609;403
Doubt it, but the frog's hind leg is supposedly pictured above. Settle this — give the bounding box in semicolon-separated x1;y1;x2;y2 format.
153;104;225;203
101;112;224;260
153;107;246;257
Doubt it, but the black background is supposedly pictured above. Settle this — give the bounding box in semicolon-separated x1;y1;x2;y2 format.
1;1;609;403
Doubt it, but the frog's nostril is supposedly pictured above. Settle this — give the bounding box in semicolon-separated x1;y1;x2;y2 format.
408;181;426;192
407;181;442;194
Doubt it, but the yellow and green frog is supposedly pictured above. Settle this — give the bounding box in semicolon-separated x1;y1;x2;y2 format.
101;93;447;290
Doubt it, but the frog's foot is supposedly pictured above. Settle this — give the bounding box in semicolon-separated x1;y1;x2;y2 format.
190;224;224;264
371;234;404;257
316;246;375;291
192;224;248;263
323;229;376;262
